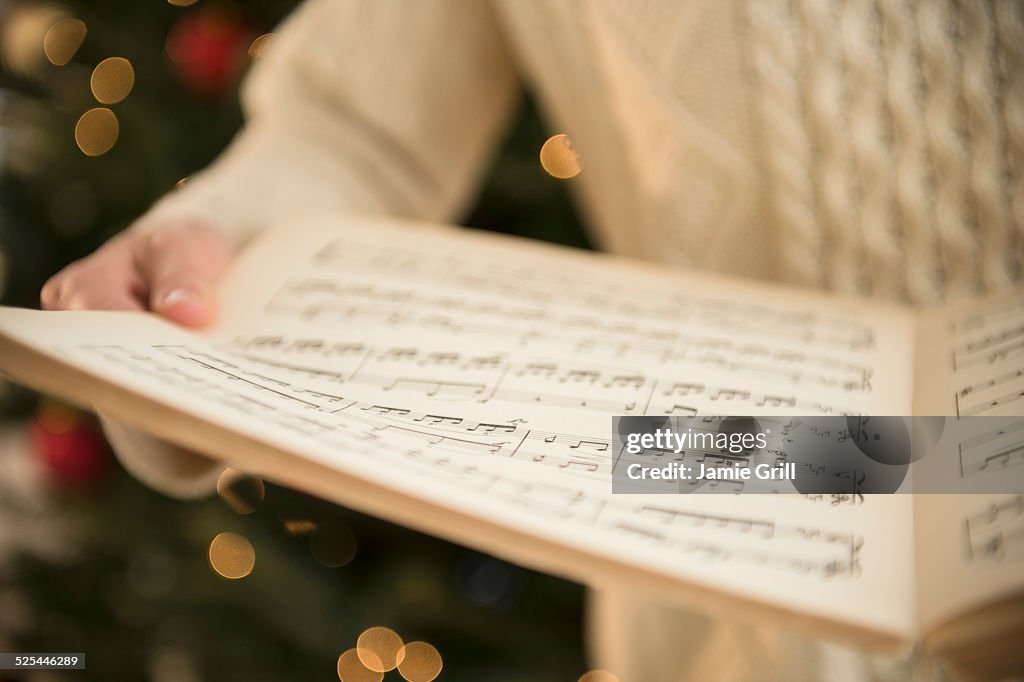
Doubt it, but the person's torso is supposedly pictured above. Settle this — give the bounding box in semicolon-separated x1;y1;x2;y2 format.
491;0;1024;305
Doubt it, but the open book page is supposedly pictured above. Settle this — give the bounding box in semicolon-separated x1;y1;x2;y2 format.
0;215;920;645
912;293;1024;635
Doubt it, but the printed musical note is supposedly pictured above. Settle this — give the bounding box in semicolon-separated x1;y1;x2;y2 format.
958;419;1024;479
965;495;1024;563
950;297;1024;416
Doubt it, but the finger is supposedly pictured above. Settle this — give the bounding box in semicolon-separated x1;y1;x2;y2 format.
41;257;146;312
40;275;63;310
134;224;233;328
63;284;146;311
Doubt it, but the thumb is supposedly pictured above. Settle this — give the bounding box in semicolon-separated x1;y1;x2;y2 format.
134;223;234;328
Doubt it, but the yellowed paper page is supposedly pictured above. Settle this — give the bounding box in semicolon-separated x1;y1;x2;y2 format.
0;215;921;644
912;293;1024;634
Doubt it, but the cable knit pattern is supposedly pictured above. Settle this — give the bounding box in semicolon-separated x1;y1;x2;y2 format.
797;0;863;294
918;1;976;297
995;0;1024;280
746;0;1023;303
878;0;938;303
748;0;823;288
961;2;1012;291
840;0;899;297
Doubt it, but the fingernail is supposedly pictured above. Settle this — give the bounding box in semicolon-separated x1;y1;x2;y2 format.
160;288;198;307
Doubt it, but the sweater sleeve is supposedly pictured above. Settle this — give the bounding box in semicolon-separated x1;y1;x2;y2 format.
131;0;520;244
113;0;519;498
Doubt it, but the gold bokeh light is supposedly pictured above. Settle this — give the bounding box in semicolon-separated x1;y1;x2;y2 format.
336;649;383;682
356;626;404;673
539;133;581;179
216;468;265;514
208;532;255;580
90;57;134;104
284;519;316;535
578;670;620;682
396;642;442;682
43;18;87;66
248;33;274;59
75;107;119;156
1;5;67;76
167;0;199;6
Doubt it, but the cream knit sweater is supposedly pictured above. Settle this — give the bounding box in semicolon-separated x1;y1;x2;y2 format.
119;1;1024;679
137;0;1024;303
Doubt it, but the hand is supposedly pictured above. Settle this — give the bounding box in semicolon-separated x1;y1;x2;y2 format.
41;221;234;327
41;221;234;496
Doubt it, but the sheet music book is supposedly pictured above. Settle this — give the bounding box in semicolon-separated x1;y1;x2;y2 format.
0;215;1021;659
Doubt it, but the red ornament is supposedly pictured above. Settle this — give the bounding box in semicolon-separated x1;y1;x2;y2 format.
165;8;250;99
29;401;110;490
